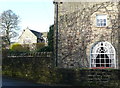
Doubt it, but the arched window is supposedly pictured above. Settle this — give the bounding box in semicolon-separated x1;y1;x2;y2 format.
90;41;116;69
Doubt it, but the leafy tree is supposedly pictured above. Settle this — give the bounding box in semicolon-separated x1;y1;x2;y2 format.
0;10;20;45
47;24;54;52
38;25;54;52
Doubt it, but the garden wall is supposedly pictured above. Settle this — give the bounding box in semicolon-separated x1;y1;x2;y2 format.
2;52;120;87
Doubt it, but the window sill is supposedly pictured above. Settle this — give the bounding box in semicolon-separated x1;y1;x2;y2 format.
91;67;113;69
96;26;107;28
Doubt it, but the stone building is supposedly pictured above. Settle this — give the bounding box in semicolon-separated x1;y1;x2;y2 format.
53;1;120;69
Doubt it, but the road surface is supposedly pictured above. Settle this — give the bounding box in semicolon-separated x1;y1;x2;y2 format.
2;76;49;88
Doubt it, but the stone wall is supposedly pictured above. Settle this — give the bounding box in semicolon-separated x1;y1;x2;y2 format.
3;57;120;86
54;2;120;68
57;69;120;87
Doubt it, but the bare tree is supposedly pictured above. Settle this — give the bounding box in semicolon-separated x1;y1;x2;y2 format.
0;10;20;45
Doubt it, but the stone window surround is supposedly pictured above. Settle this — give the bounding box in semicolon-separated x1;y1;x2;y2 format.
90;41;116;69
96;14;107;27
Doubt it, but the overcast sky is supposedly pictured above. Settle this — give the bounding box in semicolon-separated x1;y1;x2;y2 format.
0;0;54;33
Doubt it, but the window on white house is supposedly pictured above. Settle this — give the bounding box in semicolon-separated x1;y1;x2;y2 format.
96;15;107;27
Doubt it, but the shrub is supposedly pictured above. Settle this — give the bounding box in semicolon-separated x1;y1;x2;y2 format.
30;43;45;52
10;43;30;52
21;44;30;52
37;46;52;52
10;43;23;52
35;43;45;49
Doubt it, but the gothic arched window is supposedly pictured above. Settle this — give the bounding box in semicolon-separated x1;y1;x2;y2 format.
90;41;116;69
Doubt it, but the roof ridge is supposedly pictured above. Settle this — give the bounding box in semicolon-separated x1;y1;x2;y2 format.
30;29;42;38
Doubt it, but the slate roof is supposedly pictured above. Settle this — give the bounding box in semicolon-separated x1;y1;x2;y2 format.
30;30;42;38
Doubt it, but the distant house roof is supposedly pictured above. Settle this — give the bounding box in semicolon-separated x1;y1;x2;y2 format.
18;27;43;40
30;30;42;38
41;32;48;37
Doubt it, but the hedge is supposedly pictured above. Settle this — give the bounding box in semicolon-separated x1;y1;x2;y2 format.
10;43;30;52
10;43;45;53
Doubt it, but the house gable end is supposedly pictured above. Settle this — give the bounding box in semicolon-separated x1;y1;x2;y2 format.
18;28;37;44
